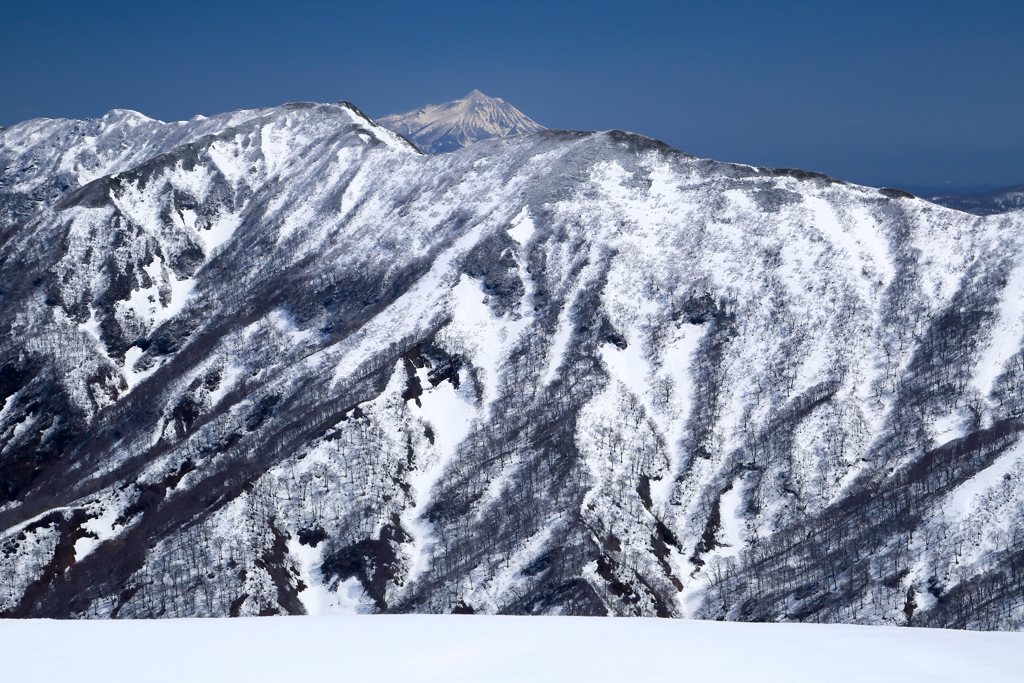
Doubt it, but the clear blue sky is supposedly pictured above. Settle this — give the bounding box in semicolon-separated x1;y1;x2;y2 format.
2;0;1021;192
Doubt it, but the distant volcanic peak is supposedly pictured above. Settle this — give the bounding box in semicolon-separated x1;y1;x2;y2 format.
376;90;545;154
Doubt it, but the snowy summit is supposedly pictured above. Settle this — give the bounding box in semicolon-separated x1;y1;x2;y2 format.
376;89;546;154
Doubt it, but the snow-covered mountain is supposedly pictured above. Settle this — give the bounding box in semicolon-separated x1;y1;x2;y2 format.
923;184;1024;216
0;107;275;231
376;90;545;153
0;102;1022;629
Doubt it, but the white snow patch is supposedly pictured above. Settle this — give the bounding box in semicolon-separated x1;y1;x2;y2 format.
403;366;476;584
166;272;196;317
410;368;474;464
542;307;573;386
197;212;242;251
661;325;704;429
205;138;249;187
122;346;158;390
208;364;243;407
599;340;649;401
73;506;122;562
946;439;1024;518
507;207;535;245
716;482;745;557
446;274;532;407
269;308;313;345
932;413;965;447
79;308;103;345
0;393;15;423
338;153;370;218
288;538;366;615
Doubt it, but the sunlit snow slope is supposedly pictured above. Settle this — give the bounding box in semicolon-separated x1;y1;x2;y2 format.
377;90;545;153
0;101;1022;629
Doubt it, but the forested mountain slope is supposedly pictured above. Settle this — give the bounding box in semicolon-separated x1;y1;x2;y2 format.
0;101;1021;628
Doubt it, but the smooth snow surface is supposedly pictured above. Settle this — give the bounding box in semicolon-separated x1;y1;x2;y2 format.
1;616;1021;683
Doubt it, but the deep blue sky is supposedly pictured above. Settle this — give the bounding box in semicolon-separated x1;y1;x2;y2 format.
2;0;1021;192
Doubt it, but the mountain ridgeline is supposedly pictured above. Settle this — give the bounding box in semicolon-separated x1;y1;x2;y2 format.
0;101;1022;629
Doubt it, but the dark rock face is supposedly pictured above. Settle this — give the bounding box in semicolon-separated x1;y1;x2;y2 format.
0;102;1022;630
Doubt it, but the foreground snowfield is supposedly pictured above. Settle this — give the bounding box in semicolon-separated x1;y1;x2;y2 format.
1;615;1020;682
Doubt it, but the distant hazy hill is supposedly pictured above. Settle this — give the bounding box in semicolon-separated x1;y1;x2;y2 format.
377;90;545;153
921;184;1024;216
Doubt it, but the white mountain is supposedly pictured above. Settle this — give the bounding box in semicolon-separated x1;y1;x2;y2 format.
376;89;546;153
0;102;1022;630
924;184;1024;216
